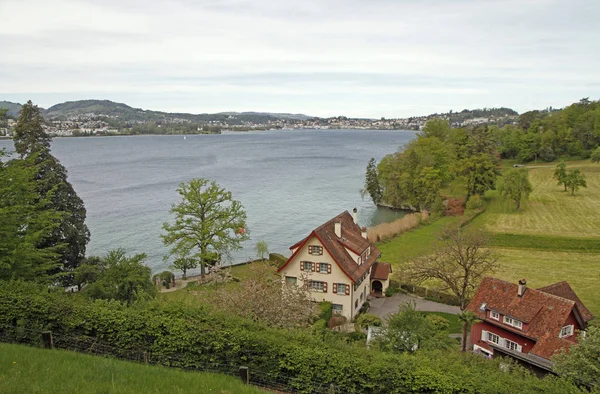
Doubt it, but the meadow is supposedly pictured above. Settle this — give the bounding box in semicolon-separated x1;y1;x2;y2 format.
0;343;265;394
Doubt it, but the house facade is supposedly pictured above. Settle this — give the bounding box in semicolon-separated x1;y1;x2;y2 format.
466;277;594;371
277;210;390;320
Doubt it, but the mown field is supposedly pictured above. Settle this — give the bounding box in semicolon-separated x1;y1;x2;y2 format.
378;160;600;318
0;343;265;394
474;161;600;239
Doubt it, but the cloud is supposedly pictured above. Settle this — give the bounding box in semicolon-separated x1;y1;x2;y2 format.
0;0;598;117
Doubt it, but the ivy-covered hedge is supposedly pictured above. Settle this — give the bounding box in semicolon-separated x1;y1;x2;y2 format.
0;281;584;394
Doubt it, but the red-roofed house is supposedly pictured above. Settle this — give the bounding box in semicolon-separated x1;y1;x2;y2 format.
277;210;391;319
466;277;594;371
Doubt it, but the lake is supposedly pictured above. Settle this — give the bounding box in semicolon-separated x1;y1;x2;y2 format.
0;129;416;273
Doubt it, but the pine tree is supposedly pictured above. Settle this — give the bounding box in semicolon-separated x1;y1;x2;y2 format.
363;158;382;205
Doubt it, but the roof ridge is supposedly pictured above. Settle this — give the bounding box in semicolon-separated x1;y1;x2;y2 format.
486;277;576;307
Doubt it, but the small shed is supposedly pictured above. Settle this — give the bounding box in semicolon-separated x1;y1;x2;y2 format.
370;262;392;296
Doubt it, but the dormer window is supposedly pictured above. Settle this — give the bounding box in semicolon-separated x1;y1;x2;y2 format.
503;316;523;330
490;311;500;321
479;302;487;312
308;245;323;255
559;325;574;338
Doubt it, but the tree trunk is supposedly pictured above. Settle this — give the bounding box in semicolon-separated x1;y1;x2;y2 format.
200;262;206;276
564;183;567;192
461;322;468;352
182;268;187;280
516;199;521;211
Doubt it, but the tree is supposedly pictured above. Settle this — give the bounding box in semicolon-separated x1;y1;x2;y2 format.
162;178;249;276
461;154;499;199
0;152;64;282
591;147;600;163
212;263;316;328
362;158;382;204
497;169;532;211
406;228;498;310
355;313;382;331
12;101;89;285
565;169;587;196
374;302;453;353
458;310;479;352
553;326;600;389
83;248;156;303
419;119;451;141
255;240;269;261
169;256;197;279
554;161;568;191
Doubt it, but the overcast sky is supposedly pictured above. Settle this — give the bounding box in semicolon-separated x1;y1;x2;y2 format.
1;0;598;118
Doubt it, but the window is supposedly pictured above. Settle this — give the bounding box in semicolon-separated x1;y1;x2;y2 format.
486;332;500;345
332;304;343;314
309;280;327;293
335;283;348;295
301;261;313;272
360;293;363;301
285;276;297;285
560;325;574;338
504;339;521;352
319;263;330;273
490;311;500;321
355;299;358;309
503;316;523;329
308;245;323;255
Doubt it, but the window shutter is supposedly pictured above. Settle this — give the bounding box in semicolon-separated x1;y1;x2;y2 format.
333;283;337;294
300;261;304;271
316;263;320;273
323;282;327;293
327;264;331;274
345;285;350;295
517;344;522;352
311;262;315;272
481;330;487;342
569;325;574;336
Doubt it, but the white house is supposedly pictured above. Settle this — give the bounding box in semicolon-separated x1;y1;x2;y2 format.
277;210;391;320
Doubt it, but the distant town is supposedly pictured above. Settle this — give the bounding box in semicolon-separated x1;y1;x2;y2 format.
0;99;521;137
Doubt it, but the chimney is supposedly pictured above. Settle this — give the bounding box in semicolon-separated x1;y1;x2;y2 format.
361;226;368;239
352;208;358;225
518;279;527;297
334;221;342;238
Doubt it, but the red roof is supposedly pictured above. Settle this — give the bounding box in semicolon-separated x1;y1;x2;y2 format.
278;211;381;283
466;277;594;360
370;262;392;280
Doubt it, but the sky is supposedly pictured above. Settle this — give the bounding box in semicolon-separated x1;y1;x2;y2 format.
1;0;599;118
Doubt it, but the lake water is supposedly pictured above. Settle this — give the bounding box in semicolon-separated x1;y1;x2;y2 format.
0;129;416;273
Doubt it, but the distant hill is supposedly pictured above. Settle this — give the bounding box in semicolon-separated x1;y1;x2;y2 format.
0;101;24;117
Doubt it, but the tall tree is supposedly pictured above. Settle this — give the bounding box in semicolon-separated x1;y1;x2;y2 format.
255;240;269;261
12;101;90;284
0;152;64;282
162;178;249;276
565;169;587;196
362;158;382;205
406;228;498;310
419;119;451;141
497;168;533;211
458;310;479;352
169;256;197;279
461;154;499;199
554;161;568;191
553;326;600;389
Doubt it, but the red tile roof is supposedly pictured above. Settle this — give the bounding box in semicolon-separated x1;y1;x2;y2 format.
370;262;392;280
466;277;593;360
278;211;381;283
537;281;594;323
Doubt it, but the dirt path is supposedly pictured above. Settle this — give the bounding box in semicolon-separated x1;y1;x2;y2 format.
368;293;461;320
159;275;202;293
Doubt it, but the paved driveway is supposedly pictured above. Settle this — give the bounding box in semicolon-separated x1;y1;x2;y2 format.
368;293;461;320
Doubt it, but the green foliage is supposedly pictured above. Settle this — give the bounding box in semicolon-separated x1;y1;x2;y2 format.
461;154;499;199
554;161;568;191
591;147;600;163
553;326;600;389
0;153;64;282
425;314;450;331
363;158;383;204
162;178;249;276
0;281;586;394
419;118;451;141
465;194;484;210
268;253;287;267
565;169;587;196
254;240;269;260
169;257;197;279
355;313;382;331
153;271;175;286
83;248;156;304
497;168;533;210
385;286;395;297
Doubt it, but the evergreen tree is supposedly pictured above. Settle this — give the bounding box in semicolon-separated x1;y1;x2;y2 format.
12;101;90;285
363;158;382;205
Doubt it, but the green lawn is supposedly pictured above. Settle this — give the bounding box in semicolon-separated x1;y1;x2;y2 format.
0;343;265;394
423;312;462;334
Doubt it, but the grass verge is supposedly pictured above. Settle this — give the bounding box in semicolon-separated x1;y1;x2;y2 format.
423;312;463;334
0;343;265;394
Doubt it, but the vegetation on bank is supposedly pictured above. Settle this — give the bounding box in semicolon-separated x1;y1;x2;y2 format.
0;343;266;394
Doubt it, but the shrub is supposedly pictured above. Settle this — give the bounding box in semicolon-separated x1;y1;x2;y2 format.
465;194;484;210
355;314;382;331
268;253;287;267
327;315;347;329
358;302;370;315
346;331;367;342
385;287;394;297
426;315;450;331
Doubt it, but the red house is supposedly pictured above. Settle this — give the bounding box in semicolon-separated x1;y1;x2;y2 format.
466;277;594;371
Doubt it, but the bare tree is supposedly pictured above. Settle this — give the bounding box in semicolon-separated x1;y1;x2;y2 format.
211;263;317;328
406;228;498;310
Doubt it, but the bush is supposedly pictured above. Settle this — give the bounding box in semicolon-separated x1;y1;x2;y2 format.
327;315;347;329
358;302;370;315
355;314;382;331
268;253;287;268
465;195;484;210
385;287;394;297
317;302;333;323
426;315;450;331
346;331;367;342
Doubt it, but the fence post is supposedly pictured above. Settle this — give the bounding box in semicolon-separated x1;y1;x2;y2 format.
238;366;249;384
41;331;53;349
142;351;149;363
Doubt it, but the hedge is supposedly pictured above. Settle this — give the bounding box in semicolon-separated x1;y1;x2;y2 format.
0;281;584;394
